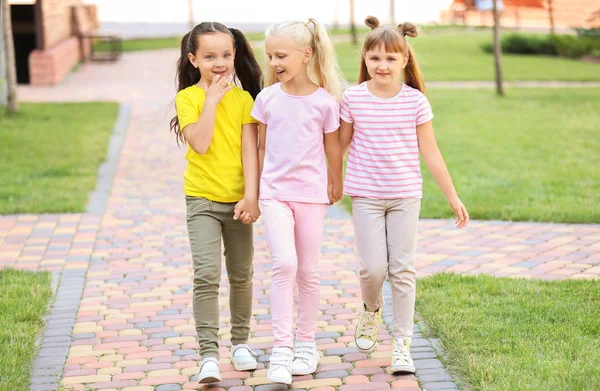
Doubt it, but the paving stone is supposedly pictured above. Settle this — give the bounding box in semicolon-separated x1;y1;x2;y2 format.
315;370;349;379
417;374;453;383
420;382;458;390
325;347;359;356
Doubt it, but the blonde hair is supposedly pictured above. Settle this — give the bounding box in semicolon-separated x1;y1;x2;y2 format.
265;18;345;99
358;16;426;94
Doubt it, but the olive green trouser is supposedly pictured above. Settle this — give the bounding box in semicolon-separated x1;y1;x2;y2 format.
186;196;254;358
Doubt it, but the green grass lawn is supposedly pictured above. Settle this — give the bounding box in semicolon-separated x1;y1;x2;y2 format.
0;269;53;391
336;31;600;82
0;102;119;214
341;88;600;223
417;273;600;391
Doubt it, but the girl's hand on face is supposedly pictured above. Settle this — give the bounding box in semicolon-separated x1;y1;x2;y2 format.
202;74;234;104
449;197;469;229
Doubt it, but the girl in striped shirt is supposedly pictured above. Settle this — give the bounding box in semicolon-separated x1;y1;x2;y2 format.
339;16;469;373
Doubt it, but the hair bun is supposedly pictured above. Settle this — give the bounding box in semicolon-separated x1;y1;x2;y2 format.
365;16;380;29
398;22;418;38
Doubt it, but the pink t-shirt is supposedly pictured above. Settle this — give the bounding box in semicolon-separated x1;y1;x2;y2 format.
252;83;340;204
340;82;434;199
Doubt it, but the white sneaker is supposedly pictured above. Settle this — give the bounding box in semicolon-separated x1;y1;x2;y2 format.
267;347;294;384
354;305;382;352
291;341;319;375
197;357;221;383
391;338;415;374
231;343;258;371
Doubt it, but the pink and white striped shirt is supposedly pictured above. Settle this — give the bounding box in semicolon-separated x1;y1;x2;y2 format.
340;82;434;199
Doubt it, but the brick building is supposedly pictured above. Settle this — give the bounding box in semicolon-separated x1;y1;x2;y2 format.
10;0;98;86
441;0;600;29
1;9;6;104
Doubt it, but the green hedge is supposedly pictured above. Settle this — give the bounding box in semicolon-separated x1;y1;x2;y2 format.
481;33;599;59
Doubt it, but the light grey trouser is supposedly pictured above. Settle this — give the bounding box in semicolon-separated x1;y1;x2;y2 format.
351;197;421;340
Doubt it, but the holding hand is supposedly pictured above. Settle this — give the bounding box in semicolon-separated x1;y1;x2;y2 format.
327;179;344;205
234;198;261;224
201;74;233;104
449;197;469;229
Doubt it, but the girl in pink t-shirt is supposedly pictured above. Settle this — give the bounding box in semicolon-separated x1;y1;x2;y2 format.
251;18;344;384
340;17;469;374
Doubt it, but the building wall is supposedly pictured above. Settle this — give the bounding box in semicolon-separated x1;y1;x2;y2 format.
0;16;6;105
552;0;600;28
443;0;600;28
41;0;83;49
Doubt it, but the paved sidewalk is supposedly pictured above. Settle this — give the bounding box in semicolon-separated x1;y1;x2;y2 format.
4;50;600;391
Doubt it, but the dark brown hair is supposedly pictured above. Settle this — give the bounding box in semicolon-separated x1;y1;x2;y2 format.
358;16;425;93
170;22;263;145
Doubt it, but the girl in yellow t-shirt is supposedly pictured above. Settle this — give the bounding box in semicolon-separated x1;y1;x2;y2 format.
169;22;262;383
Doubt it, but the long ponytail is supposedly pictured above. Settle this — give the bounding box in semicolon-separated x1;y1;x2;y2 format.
170;31;201;145
397;22;425;94
229;28;263;100
306;19;345;99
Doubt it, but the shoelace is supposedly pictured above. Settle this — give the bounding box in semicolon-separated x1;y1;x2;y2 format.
294;344;315;365
270;349;293;368
393;340;411;363
357;310;379;337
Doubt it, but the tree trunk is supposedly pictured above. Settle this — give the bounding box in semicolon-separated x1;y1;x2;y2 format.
2;0;19;113
492;0;504;96
548;0;555;36
188;0;194;31
349;0;357;45
390;0;395;25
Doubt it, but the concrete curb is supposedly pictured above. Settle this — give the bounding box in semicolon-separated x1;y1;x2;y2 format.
86;103;132;213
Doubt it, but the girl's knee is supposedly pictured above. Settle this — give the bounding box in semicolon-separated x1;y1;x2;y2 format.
359;263;388;283
193;267;220;287
297;262;318;279
388;268;417;287
272;257;297;278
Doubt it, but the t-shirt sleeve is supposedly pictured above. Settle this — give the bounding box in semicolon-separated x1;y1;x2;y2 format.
176;91;199;130
242;91;258;125
323;98;340;134
339;91;353;123
250;92;266;124
416;93;434;125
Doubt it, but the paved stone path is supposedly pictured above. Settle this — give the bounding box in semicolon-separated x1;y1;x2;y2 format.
6;50;600;391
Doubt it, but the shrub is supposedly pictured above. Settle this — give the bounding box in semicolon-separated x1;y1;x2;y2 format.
480;33;595;58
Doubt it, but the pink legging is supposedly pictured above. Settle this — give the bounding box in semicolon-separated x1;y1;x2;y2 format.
260;200;328;348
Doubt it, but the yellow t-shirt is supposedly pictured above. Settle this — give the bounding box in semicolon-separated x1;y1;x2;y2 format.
176;85;257;202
